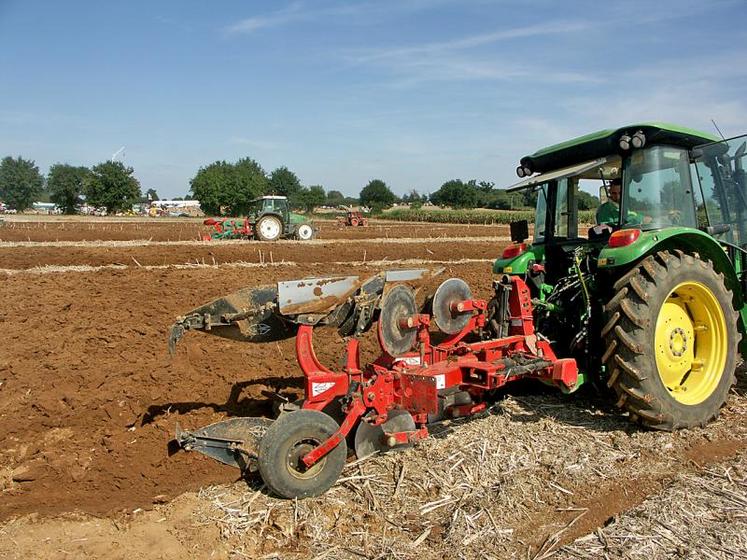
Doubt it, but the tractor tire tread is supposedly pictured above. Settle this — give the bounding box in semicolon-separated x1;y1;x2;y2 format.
602;250;739;431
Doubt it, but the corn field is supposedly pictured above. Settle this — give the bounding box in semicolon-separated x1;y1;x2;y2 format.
383;208;597;225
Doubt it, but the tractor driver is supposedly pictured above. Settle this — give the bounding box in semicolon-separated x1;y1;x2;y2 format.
596;178;648;227
596;178;622;226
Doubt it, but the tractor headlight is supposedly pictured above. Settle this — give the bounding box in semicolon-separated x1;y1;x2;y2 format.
631;130;646;149
619;134;631;151
516;166;526;178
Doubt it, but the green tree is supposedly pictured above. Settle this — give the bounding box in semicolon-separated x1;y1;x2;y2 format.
145;188;159;202
298;185;326;212
521;188;538;208
231;157;268;214
268;166;302;201
190;158;266;215
326;189;345;205
577;190;599;210
360;179;396;210
190;160;234;214
85;161;141;214
0;156;44;211
47;163;90;214
430;179;479;208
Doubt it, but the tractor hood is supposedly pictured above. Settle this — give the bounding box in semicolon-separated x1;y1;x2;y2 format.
289;212;309;224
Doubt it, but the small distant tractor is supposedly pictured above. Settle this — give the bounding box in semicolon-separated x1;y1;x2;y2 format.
337;209;369;227
169;122;746;499
203;196;315;241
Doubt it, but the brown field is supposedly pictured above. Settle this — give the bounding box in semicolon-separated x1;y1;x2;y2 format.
0;216;745;560
0;216;506;242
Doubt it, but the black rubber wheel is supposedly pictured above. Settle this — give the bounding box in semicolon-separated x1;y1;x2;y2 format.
255;215;283;241
602;250;739;430
258;409;346;498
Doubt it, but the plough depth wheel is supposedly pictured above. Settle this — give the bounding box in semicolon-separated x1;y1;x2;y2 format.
258;409;347;498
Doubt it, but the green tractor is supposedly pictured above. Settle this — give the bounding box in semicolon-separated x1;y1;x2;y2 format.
494;122;747;430
203;195;315;241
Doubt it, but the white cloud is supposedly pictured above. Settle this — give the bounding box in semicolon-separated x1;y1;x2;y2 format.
228;136;285;151
348;19;592;65
225;2;306;34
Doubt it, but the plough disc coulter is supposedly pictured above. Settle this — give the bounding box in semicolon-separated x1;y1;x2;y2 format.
169;269;579;498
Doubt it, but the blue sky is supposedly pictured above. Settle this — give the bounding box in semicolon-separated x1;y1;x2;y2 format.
1;0;746;199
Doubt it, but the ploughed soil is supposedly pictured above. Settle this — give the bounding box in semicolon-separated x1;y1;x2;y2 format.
0;239;500;269
0;216;507;242
0;261;494;521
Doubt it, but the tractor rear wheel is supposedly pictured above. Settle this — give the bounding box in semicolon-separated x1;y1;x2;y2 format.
258;409;346;498
602;250;739;430
255;215;282;241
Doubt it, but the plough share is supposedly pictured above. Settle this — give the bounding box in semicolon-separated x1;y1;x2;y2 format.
169;269;578;498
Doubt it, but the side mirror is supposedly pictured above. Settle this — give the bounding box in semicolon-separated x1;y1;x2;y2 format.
510;219;529;243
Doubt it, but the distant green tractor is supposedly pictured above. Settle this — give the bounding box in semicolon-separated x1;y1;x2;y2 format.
494;123;747;429
203;195;315;241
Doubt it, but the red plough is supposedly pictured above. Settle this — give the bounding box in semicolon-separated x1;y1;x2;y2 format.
169;270;578;498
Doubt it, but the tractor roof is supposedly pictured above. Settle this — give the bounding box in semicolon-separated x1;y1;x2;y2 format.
252;195;288;201
520;122;720;174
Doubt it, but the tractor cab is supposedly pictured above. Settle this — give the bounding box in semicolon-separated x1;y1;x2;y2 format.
248;195;290;220
493;123;747;284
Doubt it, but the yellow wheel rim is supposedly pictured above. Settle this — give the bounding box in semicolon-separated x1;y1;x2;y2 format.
654;281;727;405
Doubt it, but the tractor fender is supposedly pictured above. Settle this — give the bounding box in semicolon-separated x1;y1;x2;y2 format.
253;211;284;223
598;228;743;310
254;212;287;231
492;247;544;275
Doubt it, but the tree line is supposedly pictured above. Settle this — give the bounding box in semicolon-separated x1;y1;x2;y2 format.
0;153;600;216
0;156;141;214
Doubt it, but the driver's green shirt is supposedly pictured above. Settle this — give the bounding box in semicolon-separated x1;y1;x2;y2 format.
596;202;642;226
596;201;619;225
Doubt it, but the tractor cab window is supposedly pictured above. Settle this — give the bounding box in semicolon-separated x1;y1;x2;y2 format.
534;184;548;243
533;178;579;243
693;134;747;245
254;198;287;214
248;199;264;214
622;146;697;230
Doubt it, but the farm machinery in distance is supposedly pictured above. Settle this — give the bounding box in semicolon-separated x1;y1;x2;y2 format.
170;122;747;499
337;209;369;227
202;195;315;241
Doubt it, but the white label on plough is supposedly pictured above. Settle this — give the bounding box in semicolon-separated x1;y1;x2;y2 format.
435;374;446;390
395;356;421;366
312;382;335;397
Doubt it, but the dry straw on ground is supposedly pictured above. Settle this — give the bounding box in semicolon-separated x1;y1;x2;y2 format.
558;450;747;559
193;380;747;560
0;258;494;275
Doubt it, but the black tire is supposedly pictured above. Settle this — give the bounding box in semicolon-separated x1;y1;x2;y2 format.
258;409;346;498
602;250;739;430
255;215;283;241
